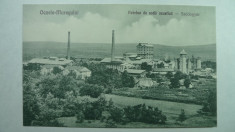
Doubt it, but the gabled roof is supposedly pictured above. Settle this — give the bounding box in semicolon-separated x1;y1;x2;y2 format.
65;66;91;72
28;58;73;65
137;43;153;47
41;65;64;69
153;68;174;72
126;69;145;74
100;58;123;64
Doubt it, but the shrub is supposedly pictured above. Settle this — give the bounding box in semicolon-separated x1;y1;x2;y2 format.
177;109;187;122
105;120;117;128
76;110;85;123
123;104;167;124
79;84;103;98
52;66;62;74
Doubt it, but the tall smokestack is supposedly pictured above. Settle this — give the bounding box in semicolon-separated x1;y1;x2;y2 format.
67;31;70;60
111;30;115;62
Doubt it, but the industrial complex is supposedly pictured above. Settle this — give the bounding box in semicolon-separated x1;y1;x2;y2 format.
25;30;214;87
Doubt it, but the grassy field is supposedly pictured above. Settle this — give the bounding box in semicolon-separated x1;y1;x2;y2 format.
104;94;202;116
57;93;216;128
23;41;216;61
112;78;216;105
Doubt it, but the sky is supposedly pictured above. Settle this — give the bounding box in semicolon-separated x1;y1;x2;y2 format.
23;4;215;46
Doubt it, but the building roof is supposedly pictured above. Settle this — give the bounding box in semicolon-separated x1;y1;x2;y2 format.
127;59;153;65
126;69;145;74
153;68;174;72
123;53;137;56
137;78;154;87
41;65;64;69
137;43;154;47
180;49;187;55
65;66;91;72
100;58;123;64
120;63;134;68
28;57;73;65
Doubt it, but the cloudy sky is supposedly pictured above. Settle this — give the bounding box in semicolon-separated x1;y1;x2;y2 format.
23;4;215;46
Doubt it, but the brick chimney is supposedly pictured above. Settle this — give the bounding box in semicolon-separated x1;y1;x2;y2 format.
111;30;115;62
67;31;70;60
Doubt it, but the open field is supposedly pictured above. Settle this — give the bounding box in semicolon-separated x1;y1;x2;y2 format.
23;41;216;61
112;78;216;105
105;94;202;116
57;94;216;128
57;94;217;128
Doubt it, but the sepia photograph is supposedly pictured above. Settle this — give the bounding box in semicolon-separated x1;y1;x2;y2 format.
23;4;216;128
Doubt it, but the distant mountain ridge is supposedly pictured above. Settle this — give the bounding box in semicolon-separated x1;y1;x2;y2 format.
23;41;216;62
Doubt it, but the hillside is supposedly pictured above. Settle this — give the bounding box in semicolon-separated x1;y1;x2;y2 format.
23;41;216;61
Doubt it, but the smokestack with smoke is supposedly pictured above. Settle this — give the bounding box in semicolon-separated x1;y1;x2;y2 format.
111;30;115;62
67;31;70;60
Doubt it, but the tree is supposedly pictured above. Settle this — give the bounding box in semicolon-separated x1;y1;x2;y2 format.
174;71;186;80
32;93;63;126
201;90;217;115
82;100;104;120
178;109;187;122
122;71;135;88
79;84;103;98
76;110;85;123
105;120;117;128
23;83;40;126
184;78;191;88
170;71;187;88
141;62;152;72
170;77;180;88
165;71;173;79
107;98;114;110
123;104;167;124
52;66;62;74
157;62;164;68
109;107;124;123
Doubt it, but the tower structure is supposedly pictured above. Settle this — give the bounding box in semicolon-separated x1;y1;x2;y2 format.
187;58;192;73
179;49;187;74
67;31;70;60
196;57;201;69
136;43;154;59
111;30;115;62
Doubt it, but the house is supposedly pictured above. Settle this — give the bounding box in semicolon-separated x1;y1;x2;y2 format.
63;66;91;80
152;68;175;75
126;69;146;77
40;65;64;75
28;57;73;66
136;78;154;88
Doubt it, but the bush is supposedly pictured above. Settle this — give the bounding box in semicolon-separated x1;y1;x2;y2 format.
201;90;216;115
109;107;124;123
52;66;62;74
79;84;103;98
76;110;85;123
123;104;167;124
177;109;186;122
105;120;117;128
184;78;191;88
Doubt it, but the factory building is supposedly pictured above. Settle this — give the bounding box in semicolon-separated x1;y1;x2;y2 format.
179;49;187;74
136;43;154;59
174;49;202;74
28;57;73;66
